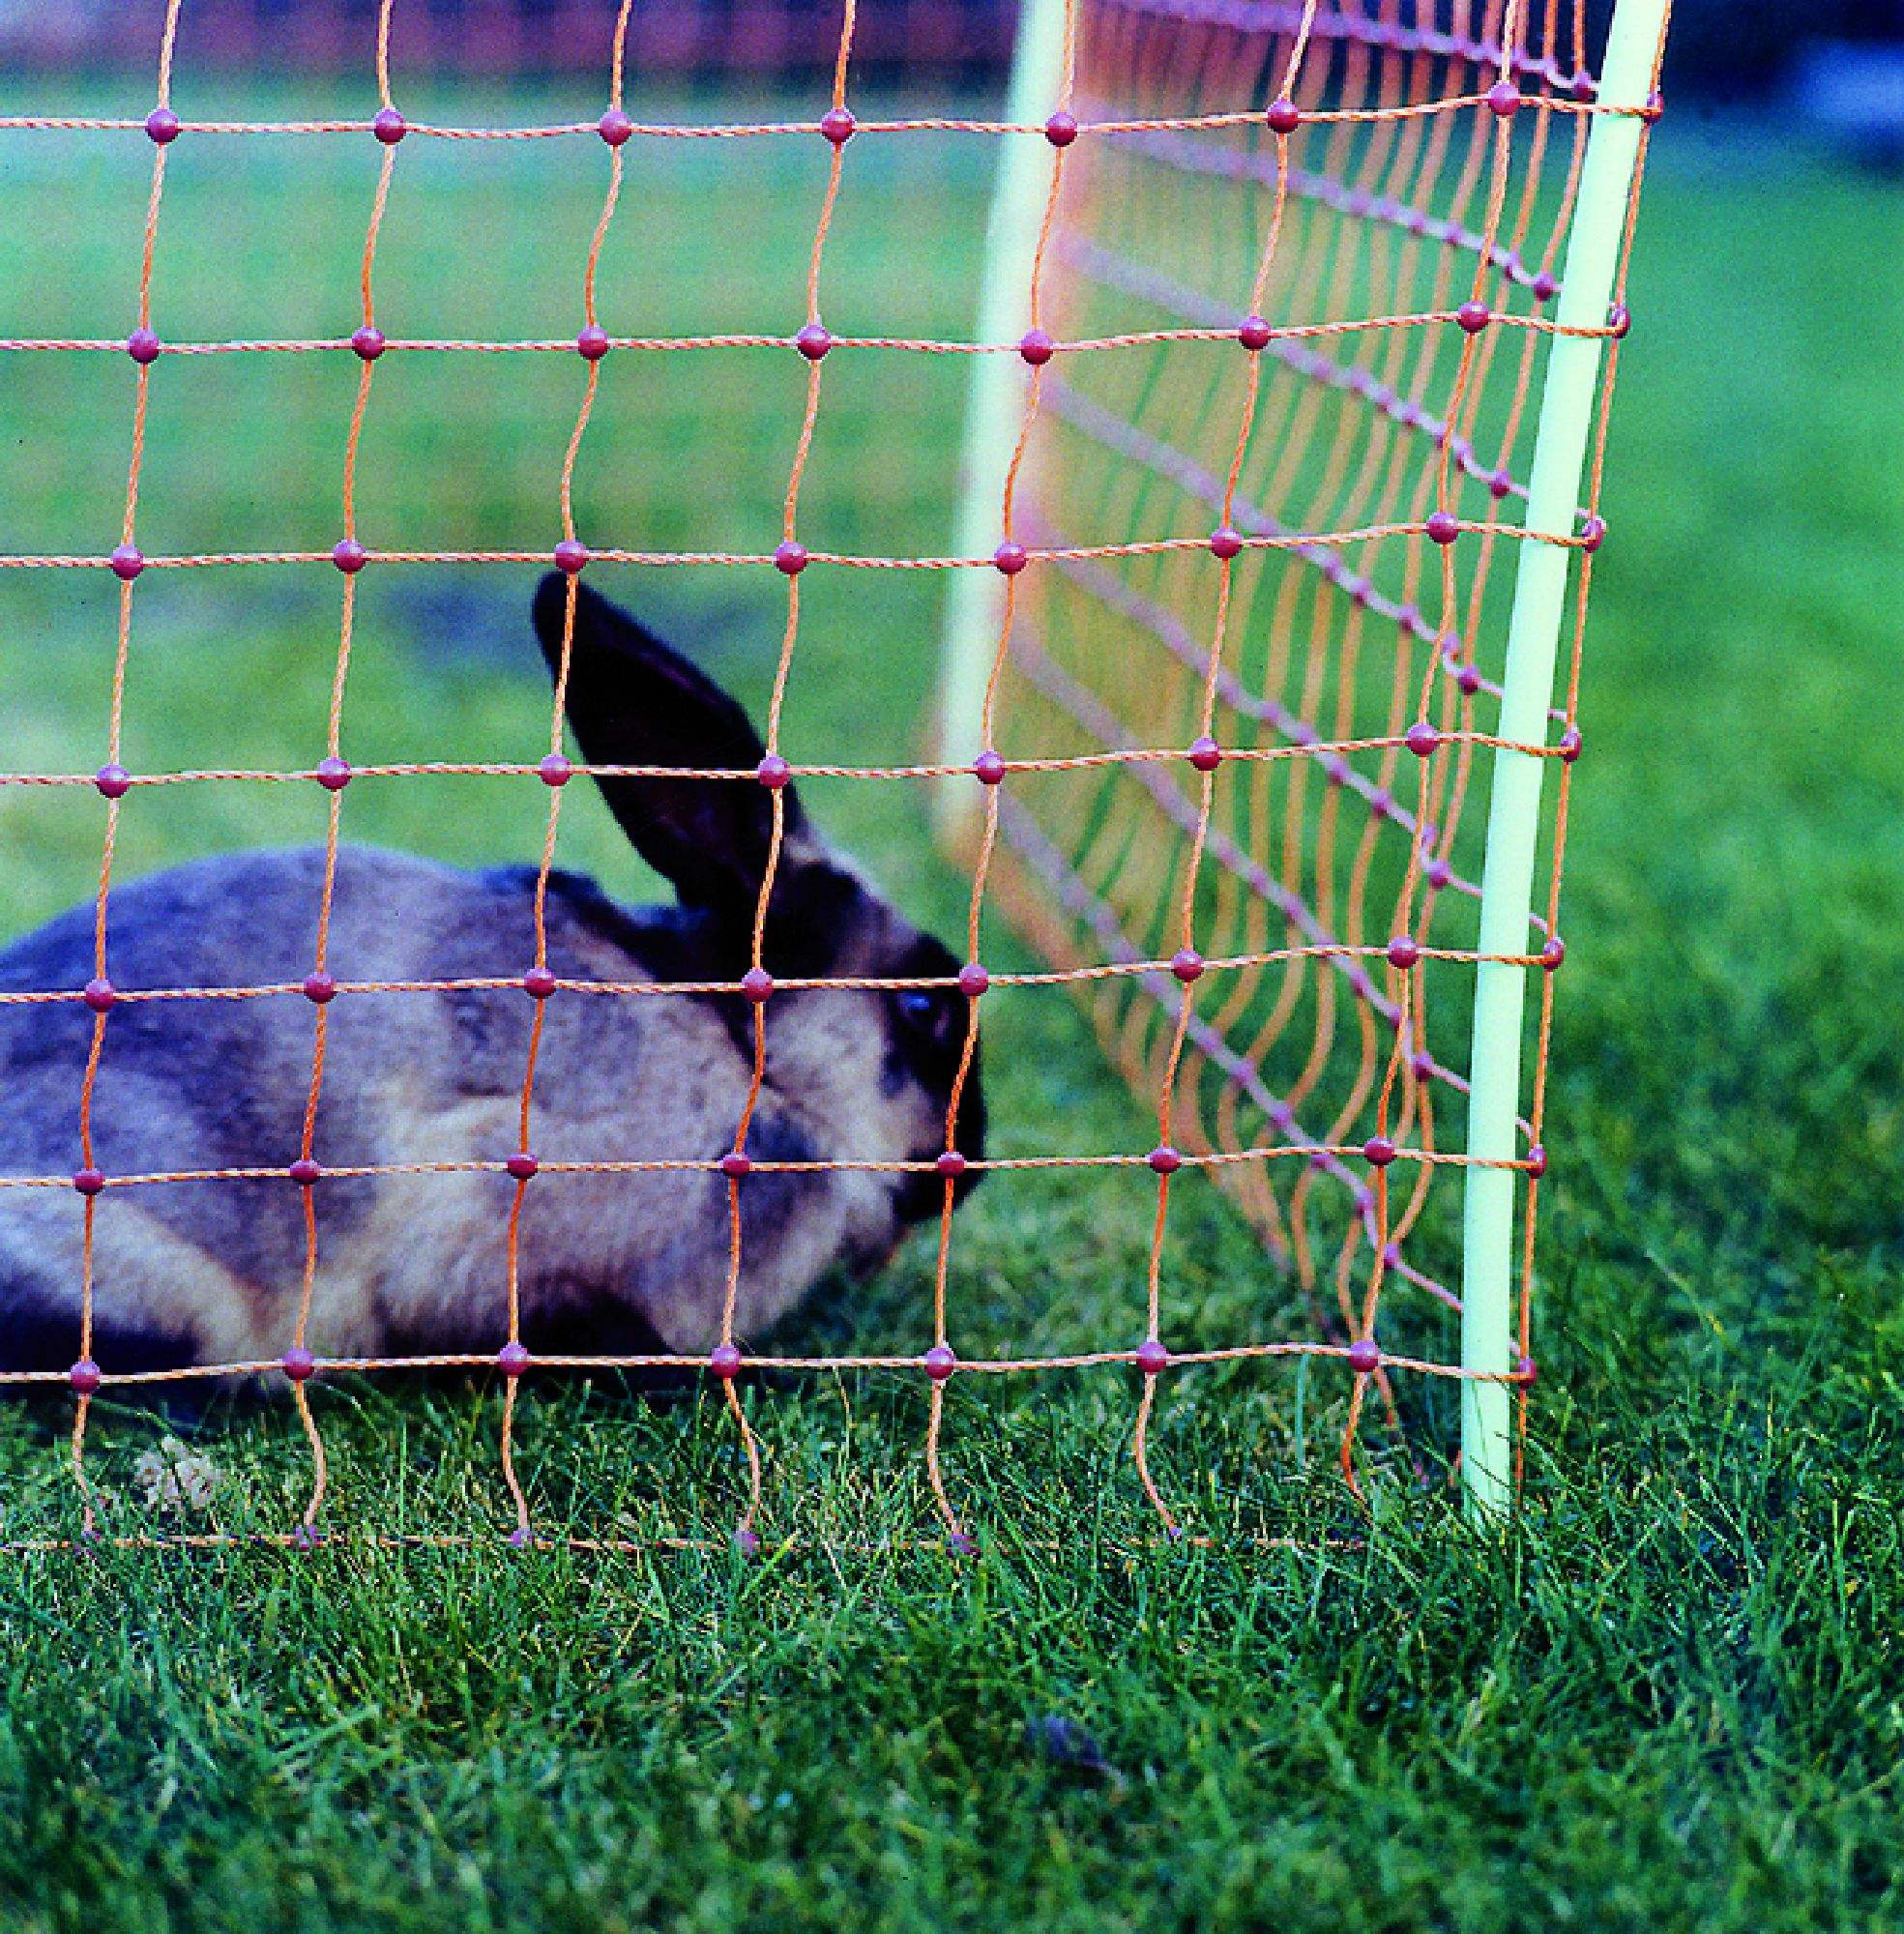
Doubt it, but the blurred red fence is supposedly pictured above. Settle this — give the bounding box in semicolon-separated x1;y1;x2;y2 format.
2;0;1011;80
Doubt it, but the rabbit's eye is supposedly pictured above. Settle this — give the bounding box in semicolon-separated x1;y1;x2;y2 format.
896;988;944;1030
895;986;967;1043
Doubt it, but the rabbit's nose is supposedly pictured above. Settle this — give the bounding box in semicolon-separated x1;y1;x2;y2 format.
893;1146;978;1223
893;1158;945;1225
894;1137;983;1225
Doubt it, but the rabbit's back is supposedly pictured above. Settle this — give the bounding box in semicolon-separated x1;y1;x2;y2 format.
0;845;544;1179
0;847;757;1372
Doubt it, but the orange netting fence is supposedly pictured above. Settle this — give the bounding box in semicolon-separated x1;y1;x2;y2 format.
0;0;1667;1552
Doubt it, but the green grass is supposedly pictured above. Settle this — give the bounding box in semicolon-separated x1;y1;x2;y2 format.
1;92;1902;1931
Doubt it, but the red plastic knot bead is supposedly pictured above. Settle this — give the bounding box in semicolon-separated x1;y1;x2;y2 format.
1362;1134;1397;1168
1346;1337;1381;1375
1580;514;1607;553
1266;97;1301;134
1558;725;1583;764
332;538;367;574
302;971;337;1005
1486;80;1521;118
1424;856;1454;890
1148;1144;1182;1175
1457;662;1484;695
1018;328;1055;366
819;106;856;145
145;105;181;143
350;324;386;362
1516;1354;1538;1386
552;539;588;576
1607;302;1632;338
1043;109;1078;147
73;1167;105;1197
1532;270;1560;303
523;966;558;1000
372;106;407;144
69;1358;103;1395
1238;313;1272;352
972;748;1006;786
795;322;833;362
992;540;1028;575
1540;936;1566;971
575;324;610;362
1410;1049;1437;1082
957;961;989;999
720;1150;752;1180
1385;935;1421;971
1404;720;1441;758
709;1343;744;1380
498;1341;532;1378
1209;525;1244;561
1134;1337;1170;1377
1488;467;1514;501
923;1344;957;1382
1526;1143;1548;1179
95;763;132;799
126;328;161;365
506;1152;539;1181
740;966;775;1004
109;544;144;582
774;540;808;575
935;1149;968;1180
537;751;572;789
598;106;633;146
82;978;116;1013
1569;69;1596;103
1187;735;1222;773
288;1158;321;1187
1425;512;1460;546
281;1345;316;1382
1455;300;1492;335
1170;948;1204;984
755;753;791;790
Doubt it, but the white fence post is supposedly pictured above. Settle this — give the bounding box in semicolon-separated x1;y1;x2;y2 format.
1459;0;1669;1518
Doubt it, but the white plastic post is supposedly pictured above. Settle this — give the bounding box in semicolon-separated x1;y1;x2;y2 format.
1459;0;1668;1519
935;0;1069;856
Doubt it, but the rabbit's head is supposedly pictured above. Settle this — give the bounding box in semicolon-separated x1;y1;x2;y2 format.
531;574;985;1248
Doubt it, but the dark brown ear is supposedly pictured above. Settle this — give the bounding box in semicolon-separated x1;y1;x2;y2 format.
532;573;808;917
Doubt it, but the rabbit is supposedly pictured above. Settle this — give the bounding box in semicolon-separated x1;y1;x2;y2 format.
0;574;984;1387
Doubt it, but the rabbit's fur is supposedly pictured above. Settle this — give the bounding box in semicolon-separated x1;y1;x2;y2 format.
0;576;984;1380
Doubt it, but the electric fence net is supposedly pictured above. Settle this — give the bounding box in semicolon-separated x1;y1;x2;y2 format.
0;0;1666;1551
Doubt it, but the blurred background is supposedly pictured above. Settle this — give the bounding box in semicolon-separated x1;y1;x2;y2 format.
2;0;1902;132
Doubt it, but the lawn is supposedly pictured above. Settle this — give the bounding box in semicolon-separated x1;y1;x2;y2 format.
1;83;1902;1932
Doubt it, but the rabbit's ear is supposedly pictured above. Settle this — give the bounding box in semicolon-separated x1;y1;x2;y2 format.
532;573;809;916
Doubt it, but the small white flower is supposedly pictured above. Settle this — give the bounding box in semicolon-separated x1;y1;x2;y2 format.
132;1436;220;1516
